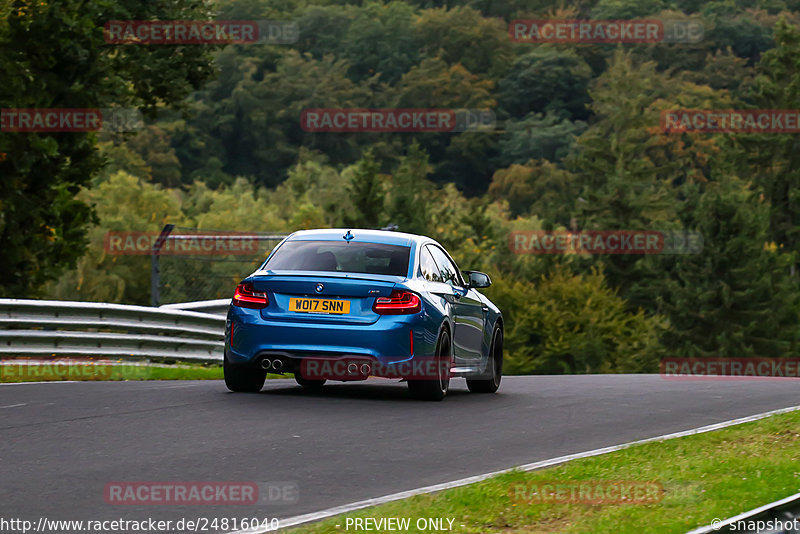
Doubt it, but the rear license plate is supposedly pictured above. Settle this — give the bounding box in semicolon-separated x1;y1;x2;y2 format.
288;298;351;314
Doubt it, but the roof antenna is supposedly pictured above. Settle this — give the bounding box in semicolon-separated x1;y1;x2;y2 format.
343;230;354;242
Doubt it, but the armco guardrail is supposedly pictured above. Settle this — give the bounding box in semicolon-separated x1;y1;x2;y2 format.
0;299;225;362
688;492;800;533
161;298;230;316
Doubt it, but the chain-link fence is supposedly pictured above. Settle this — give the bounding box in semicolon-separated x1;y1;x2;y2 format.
156;227;286;304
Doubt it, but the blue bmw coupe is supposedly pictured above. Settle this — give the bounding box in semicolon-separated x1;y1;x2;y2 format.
224;229;503;400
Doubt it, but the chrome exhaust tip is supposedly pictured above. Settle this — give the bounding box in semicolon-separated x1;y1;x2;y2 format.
260;359;272;370
347;362;359;375
272;359;284;371
360;364;371;375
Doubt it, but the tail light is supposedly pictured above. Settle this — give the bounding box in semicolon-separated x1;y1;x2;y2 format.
232;282;268;309
373;290;421;315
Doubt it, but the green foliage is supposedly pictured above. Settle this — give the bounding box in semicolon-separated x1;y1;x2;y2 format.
125;126;183;188
656;179;800;358
339;1;421;84
295;5;354;60
172;47;374;188
498;112;587;166
590;0;669;19
414;6;514;79
733;18;800;266
95;141;151;184
386;142;433;234
344;150;385;228
188;178;288;233
121;0;799;193
45;171;184;304
486;267;664;374
487;161;579;225
706;11;776;61
682;48;755;95
0;0;217;296
29;0;800;373
497;48;593;120
568;49;732;300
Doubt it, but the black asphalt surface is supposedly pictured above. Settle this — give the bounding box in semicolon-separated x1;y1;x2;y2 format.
1;375;798;530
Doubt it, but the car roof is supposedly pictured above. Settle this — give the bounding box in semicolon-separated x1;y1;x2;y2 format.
285;228;431;247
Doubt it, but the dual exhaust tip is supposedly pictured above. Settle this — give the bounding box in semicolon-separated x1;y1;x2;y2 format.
260;358;372;375
349;363;371;375
260;358;284;371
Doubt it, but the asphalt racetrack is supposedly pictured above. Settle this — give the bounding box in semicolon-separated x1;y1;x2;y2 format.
1;375;798;529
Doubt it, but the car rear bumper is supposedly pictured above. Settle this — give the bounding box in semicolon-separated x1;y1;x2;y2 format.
226;306;437;376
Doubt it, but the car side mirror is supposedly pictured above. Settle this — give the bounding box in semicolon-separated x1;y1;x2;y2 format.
462;270;491;289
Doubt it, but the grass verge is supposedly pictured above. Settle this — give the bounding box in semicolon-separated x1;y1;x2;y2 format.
0;361;229;382
286;409;800;534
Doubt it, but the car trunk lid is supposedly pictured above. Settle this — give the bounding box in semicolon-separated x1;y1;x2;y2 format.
250;271;403;325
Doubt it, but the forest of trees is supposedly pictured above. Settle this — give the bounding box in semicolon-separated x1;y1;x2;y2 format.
4;0;800;374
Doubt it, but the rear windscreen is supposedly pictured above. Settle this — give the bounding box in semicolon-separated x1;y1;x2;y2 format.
263;240;411;276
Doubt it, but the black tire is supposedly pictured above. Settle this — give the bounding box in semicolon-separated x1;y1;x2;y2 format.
408;328;451;401
467;327;503;394
294;374;327;390
224;354;266;393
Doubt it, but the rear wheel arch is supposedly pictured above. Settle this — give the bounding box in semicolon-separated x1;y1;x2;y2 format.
436;319;453;357
439;319;452;341
408;325;451;401
485;317;503;355
467;325;502;394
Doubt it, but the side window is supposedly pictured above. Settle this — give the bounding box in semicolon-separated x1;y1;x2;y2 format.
419;247;442;282
427;245;463;287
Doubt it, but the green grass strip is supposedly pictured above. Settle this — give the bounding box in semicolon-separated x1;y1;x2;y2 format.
287;409;800;533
